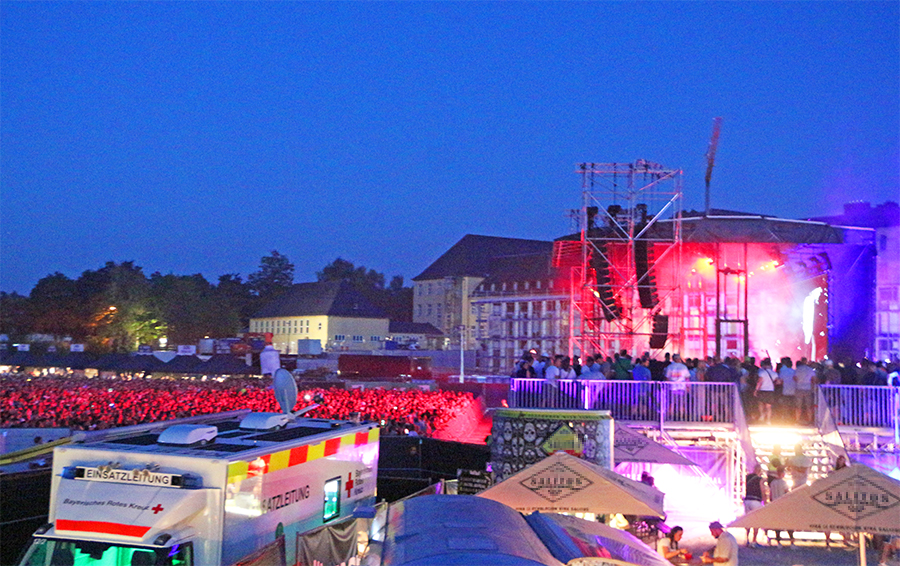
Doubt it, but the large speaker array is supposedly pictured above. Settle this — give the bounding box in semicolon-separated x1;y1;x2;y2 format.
634;236;659;309
650;315;669;349
590;244;621;321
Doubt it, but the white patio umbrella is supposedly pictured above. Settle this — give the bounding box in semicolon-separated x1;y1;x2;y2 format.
613;424;696;466
729;464;900;566
478;451;666;518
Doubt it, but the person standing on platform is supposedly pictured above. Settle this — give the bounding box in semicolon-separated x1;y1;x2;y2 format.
542;355;562;408
614;349;633;380
665;354;690;420
778;357;796;423
702;521;739;566
743;463;768;547
767;466;793;546
755;359;777;424
794;358;816;425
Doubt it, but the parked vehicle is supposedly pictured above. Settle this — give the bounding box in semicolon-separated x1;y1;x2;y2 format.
16;411;379;566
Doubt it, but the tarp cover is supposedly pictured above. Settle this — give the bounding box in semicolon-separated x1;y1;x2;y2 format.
297;516;359;566
526;512;672;566
381;495;564;566
478;452;665;518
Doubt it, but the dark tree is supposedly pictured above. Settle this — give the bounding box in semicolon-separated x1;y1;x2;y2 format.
28;272;86;339
248;251;295;299
150;273;241;346
0;291;30;341
217;273;256;327
317;258;412;322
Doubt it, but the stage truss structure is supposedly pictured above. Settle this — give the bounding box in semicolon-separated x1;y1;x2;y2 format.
559;161;684;357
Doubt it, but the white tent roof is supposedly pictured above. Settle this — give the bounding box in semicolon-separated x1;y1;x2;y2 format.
613;424;696;466
478;452;665;518
729;464;900;535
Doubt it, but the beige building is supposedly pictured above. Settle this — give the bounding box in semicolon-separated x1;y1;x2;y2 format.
250;281;389;354
412;235;569;372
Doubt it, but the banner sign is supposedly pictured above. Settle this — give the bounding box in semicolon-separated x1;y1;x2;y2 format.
73;466;185;488
457;469;493;495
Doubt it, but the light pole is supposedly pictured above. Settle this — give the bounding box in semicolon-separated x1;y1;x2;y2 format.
457;325;465;383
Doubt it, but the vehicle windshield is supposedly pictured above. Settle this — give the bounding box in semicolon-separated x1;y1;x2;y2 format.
18;538;191;566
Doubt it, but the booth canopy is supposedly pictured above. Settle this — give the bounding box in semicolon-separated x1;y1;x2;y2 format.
613;424;696;466
729;464;900;535
478;452;665;518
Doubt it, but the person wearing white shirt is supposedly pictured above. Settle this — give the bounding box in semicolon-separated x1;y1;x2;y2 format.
543;355;562;407
703;521;738;566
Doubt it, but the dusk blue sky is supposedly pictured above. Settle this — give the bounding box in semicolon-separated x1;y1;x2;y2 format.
2;2;897;294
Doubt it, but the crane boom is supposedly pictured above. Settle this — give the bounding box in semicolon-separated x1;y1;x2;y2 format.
705;117;722;216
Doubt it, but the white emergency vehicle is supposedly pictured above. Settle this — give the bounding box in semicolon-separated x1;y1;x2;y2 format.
16;370;379;566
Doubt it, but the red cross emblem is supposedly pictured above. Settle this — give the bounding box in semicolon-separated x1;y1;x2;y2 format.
344;472;354;498
152;504;164;514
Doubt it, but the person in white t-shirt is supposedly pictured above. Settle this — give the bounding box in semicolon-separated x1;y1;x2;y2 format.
658;526;687;563
755;359;777;424
665;354;691;418
703;521;738;566
543;355;562;407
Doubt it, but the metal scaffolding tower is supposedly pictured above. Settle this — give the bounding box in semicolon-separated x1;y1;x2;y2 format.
565;160;684;357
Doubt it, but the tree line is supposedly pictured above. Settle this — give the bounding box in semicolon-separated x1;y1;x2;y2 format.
0;252;412;353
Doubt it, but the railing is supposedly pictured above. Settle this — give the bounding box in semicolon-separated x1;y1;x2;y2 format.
508;378;741;425
818;384;900;435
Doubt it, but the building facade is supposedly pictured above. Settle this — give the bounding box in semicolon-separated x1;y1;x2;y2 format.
412;235;569;373
250;281;389;354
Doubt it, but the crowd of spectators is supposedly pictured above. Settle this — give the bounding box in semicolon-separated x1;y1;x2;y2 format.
513;348;900;425
0;373;475;436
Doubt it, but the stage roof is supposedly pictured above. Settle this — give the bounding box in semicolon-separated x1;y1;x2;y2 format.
558;211;859;245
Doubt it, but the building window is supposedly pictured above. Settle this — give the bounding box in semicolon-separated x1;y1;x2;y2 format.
436;303;442;320
353;335;364;342
536;280;541;289
880;235;888;252
335;334;345;341
417;304;423;317
427;304;432;316
370;336;381;342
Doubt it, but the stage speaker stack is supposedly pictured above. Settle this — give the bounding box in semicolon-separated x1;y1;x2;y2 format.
634;236;659;309
649;315;669;349
590;245;621;321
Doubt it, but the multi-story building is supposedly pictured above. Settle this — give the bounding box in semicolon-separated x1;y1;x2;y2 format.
412;234;568;373
811;201;900;362
250;281;389;353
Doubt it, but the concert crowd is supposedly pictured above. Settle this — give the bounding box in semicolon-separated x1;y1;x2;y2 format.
0;374;474;436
